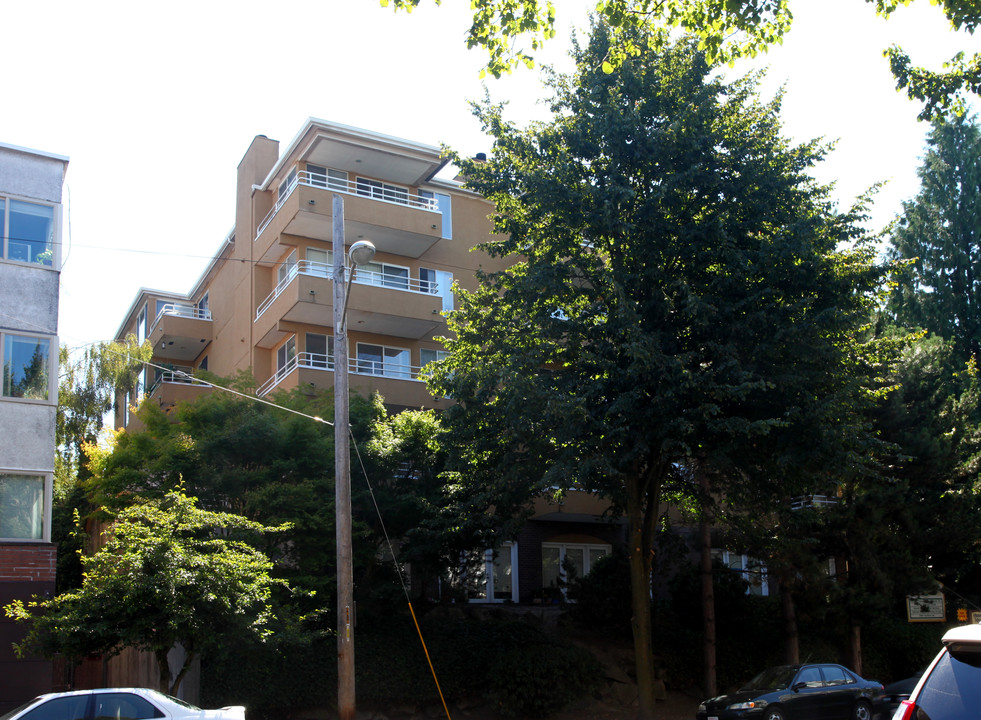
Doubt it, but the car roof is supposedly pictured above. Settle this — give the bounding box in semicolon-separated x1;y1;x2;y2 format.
942;624;981;645
34;689;164;702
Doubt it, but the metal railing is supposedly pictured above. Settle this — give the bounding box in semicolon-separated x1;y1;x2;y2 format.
256;351;435;397
790;494;839;510
255;261;441;320
154;303;212;323
255;169;439;240
148;367;208;396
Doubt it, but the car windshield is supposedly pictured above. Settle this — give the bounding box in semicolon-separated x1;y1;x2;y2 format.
741;666;799;691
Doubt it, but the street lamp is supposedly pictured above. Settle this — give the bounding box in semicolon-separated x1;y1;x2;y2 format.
332;195;375;720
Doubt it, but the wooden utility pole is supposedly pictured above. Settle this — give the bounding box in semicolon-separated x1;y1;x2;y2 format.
333;194;355;720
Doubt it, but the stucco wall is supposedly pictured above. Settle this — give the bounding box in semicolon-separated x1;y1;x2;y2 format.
0;263;59;335
0;145;67;204
0;403;57;472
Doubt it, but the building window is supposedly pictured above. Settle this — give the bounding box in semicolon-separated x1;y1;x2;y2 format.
356;343;410;378
276;336;296;374
305;165;348;192
542;542;611;598
278;167;297;202
1;333;52;400
305;247;331;278
136;304;147;345
1;197;56;266
305;333;333;369
418;190;452;238
306;164;328;188
360;261;409;290
465;542;518;603
356;178;408;205
196;292;210;318
277;249;298;286
420;348;449;369
419;267;454;311
0;472;45;540
712;549;769;596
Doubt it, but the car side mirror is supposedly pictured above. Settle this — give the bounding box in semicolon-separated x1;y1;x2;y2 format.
792;682;808;692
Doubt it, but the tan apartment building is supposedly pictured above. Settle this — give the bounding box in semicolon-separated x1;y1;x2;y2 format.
113;119;625;614
115;119;502;425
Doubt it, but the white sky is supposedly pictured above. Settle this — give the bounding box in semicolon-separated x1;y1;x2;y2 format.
1;0;977;351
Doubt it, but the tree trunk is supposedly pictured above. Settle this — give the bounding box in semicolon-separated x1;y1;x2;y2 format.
780;579;799;663
155;649;172;695
626;467;662;720
849;623;862;675
627;503;655;720
700;503;717;696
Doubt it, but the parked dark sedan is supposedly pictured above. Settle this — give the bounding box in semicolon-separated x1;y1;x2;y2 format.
696;663;883;720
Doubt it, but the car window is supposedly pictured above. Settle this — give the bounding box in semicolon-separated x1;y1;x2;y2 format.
821;666;853;686
17;696;89;720
796;667;824;687
91;694;164;720
915;651;981;720
742;666;797;691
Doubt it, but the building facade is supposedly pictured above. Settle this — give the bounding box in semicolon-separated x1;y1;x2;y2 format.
0;142;68;710
113;119;622;608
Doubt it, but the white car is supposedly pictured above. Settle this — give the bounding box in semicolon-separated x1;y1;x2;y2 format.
893;623;981;720
0;688;245;720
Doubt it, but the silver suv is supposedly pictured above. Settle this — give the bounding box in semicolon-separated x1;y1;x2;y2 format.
893;624;981;720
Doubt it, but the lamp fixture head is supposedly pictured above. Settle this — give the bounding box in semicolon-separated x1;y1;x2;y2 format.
349;240;376;267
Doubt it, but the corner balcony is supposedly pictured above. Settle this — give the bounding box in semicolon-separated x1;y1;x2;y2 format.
254;171;443;266
148;304;212;363
790;494;839;510
256;351;450;410
253;261;445;350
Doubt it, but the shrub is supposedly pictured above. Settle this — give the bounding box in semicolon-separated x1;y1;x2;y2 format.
484;641;601;717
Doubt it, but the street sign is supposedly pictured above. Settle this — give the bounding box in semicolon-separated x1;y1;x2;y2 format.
907;594;946;622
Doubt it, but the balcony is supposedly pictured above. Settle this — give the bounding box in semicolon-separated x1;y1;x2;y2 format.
254;171;443;266
790;494;839;510
142;367;212;423
148;304;212;362
255;351;450;410
253;261;445;349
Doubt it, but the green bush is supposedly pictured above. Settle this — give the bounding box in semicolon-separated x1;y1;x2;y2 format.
202;612;602;719
484;641;601;717
568;549;633;638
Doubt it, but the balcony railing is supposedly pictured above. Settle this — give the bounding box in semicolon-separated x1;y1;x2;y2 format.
790;494;839;510
255;170;440;240
255;260;442;320
154;303;212;323
148;367;209;396
256;351;436;397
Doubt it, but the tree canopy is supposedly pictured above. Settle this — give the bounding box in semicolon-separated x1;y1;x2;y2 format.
381;0;980;117
5;490;290;695
886;113;981;363
429;20;889;717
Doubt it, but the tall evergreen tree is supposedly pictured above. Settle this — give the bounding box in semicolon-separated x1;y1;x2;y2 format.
887;113;981;364
429;22;888;717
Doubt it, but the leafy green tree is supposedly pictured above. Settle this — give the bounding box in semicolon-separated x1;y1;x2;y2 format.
870;335;981;594
381;0;980;116
886;113;981;364
428;21;888;716
5;490;290;695
87;379;455;615
58;336;149;487
55;336;150;591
